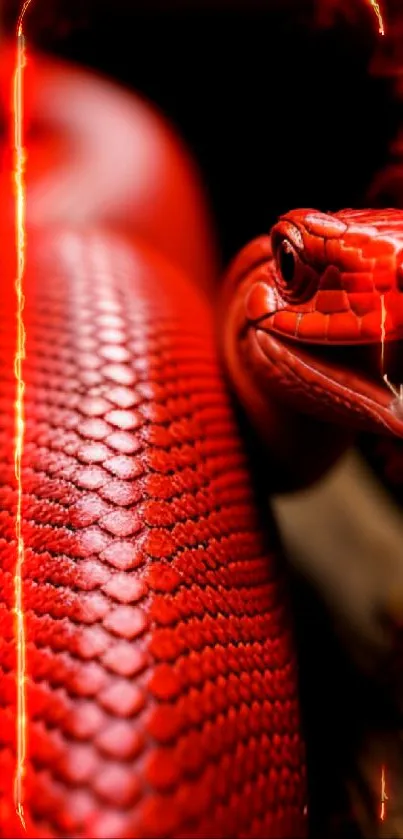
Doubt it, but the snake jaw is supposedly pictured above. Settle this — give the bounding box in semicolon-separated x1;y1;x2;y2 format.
238;276;403;438
249;324;403;438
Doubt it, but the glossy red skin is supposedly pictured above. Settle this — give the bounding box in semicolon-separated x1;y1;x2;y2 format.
0;225;307;838
222;209;403;479
0;44;307;838
265;209;403;344
0;44;217;292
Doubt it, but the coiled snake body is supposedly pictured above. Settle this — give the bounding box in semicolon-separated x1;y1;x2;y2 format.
1;49;403;839
0;51;306;839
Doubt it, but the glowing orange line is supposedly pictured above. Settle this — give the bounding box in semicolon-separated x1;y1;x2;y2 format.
380;293;386;373
368;0;385;36
380;764;388;821
13;0;33;830
381;296;403;400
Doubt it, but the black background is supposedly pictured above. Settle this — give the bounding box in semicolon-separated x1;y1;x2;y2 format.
6;2;398;267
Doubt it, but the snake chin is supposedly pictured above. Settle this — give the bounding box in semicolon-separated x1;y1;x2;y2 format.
251;327;403;438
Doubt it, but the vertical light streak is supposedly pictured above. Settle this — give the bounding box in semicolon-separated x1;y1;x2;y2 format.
381;295;403;402
368;0;385;36
380;765;388;822
13;0;33;830
380;293;386;373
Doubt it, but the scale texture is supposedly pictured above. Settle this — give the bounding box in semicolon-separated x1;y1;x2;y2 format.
0;226;306;838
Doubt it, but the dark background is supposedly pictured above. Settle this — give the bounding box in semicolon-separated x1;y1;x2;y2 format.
4;1;398;266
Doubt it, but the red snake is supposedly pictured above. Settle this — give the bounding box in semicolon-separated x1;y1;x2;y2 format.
223;208;403;452
0;50;307;839
1;45;402;839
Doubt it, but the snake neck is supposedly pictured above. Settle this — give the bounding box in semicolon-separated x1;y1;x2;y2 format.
222;326;353;493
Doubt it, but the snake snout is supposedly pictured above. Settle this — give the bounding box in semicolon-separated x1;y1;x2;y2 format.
223;213;403;457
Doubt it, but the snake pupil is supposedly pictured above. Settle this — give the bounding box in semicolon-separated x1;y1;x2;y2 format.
278;243;295;284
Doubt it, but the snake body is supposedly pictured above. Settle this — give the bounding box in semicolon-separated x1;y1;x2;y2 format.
0;52;307;838
0;223;307;838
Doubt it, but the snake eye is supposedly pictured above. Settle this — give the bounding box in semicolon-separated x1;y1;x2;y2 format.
277;240;296;285
271;233;316;304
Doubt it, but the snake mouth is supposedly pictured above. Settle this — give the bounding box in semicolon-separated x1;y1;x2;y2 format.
251;326;403;437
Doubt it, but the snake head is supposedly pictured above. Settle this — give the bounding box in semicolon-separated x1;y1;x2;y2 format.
222;208;403;462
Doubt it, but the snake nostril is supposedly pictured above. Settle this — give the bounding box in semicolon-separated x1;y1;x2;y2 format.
277;241;296;284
